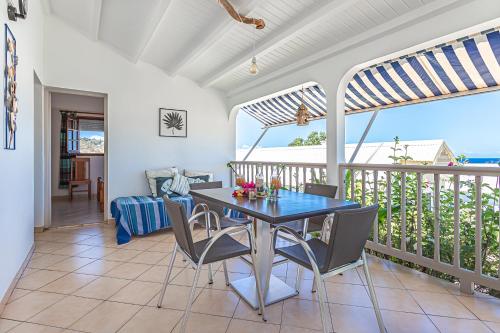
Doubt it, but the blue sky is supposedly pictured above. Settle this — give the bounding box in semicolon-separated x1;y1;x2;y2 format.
236;90;500;158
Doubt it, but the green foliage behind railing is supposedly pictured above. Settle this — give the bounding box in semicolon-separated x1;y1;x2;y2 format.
345;169;500;285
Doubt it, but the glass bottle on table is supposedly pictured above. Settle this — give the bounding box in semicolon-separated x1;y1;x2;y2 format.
255;164;265;195
269;166;281;201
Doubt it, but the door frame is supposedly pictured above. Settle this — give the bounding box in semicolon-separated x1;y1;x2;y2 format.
43;86;109;228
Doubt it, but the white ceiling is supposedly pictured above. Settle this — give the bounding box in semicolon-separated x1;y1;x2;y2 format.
46;0;461;94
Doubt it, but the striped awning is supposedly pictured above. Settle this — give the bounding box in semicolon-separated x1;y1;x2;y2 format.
346;28;500;114
240;84;327;127
241;28;500;126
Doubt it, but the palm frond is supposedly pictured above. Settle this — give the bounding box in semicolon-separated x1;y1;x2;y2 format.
163;112;184;134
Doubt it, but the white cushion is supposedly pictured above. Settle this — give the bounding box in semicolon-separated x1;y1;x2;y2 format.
145;167;178;196
184;170;214;181
169;173;191;196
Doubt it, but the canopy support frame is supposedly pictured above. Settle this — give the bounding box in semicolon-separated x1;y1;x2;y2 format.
349;108;379;164
243;127;269;161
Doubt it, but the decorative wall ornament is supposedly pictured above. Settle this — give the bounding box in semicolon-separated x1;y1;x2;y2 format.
7;0;28;21
4;24;18;149
159;108;187;137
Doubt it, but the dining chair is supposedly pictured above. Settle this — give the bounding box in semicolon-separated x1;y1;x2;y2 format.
189;181;253;285
158;198;266;333
271;205;385;333
68;157;92;200
276;183;338;236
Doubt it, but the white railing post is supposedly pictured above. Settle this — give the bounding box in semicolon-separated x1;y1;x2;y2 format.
475;176;482;276
416;172;422;257
373;170;379;243
386;171;392;248
434;174;441;262
401;172;407;252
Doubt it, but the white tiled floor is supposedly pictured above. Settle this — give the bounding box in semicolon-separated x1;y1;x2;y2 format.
1;224;499;333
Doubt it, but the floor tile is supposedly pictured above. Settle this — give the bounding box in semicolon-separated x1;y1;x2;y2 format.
457;295;500;322
136;265;182;283
128;251;167;265
47;257;96;272
324;269;363;285
117;306;183;333
373;287;423;313
29;254;70;269
7;289;31;303
34;241;68;254
324;282;373;307
410;291;475;319
146;242;175;253
109;280;162;305
104;262;151;280
393;270;449;293
219;259;252;274
70;301;141;333
0;318;21;332
7;322;65;333
226;318;280;333
73;277;130;300
191;288;239;317
16;270;67;290
172;312;230;333
1;291;65;321
75;246;118;259
170;268;213;287
429;316;492;333
282;299;323;331
121;239;157;251
28;296;101;328
51;244;94;256
233;299;282;325
74;259;122;276
485;321;500;333
150;285;203;310
330;303;379;333
39;273;98;294
382;310;438;333
103;249;142;262
358;268;405;289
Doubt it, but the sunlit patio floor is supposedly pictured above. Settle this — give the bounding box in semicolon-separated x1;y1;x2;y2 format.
1;224;500;333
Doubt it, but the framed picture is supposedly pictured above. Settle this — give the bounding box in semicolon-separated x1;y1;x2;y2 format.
159;108;187;137
4;24;17;150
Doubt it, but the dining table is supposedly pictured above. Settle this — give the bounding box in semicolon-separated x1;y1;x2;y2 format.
189;187;360;309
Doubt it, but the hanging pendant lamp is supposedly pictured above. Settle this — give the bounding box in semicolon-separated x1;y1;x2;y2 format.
296;86;310;126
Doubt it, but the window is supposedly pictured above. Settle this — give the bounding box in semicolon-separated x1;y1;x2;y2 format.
66;116;104;155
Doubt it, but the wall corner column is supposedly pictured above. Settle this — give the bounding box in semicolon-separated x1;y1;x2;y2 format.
325;82;345;186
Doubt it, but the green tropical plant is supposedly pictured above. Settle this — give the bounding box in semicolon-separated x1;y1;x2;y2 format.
163;112;184;135
288;131;326;146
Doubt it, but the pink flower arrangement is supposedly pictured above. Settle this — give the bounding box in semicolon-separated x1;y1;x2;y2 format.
232;181;255;197
448;162;454;166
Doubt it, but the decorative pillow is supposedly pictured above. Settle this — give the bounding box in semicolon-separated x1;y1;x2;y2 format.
155;177;179;198
145;167;178;196
187;175;210;184
169;173;191;196
184;170;214;181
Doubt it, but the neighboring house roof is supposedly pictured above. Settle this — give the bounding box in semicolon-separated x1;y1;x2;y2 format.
237;140;456;165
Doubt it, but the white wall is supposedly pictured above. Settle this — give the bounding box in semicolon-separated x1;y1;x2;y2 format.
50;93;104;196
0;1;45;302
227;0;500;185
44;16;234;213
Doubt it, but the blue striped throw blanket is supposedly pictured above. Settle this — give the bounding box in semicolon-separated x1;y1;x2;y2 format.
111;195;194;244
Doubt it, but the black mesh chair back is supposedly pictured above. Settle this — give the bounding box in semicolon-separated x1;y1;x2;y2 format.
163;197;197;261
304;183;338;227
325;204;378;270
190;181;225;227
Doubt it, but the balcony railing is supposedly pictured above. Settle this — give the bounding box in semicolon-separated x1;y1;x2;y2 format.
339;163;500;292
229;161;327;190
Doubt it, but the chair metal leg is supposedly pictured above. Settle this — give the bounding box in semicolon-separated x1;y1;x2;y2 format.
311;275;317;293
362;250;386;333
312;271;332;333
207;264;214;284
294;265;302;292
157;244;178;308
179;261;204;333
222;260;230;286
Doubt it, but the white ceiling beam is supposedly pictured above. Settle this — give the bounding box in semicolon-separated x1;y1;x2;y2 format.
226;0;463;98
132;0;173;63
90;0;102;41
200;0;356;87
168;0;262;76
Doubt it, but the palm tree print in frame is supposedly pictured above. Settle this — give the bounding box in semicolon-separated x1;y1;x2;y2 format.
159;108;187;137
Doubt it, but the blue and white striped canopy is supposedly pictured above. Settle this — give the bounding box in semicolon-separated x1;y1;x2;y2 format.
241;28;500;127
346;29;500;113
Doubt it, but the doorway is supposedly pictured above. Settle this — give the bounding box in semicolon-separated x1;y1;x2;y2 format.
48;90;107;227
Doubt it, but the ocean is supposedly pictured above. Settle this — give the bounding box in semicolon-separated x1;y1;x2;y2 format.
467;157;500;164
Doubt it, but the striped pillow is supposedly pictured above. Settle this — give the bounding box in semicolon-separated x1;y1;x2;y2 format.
170;173;191;196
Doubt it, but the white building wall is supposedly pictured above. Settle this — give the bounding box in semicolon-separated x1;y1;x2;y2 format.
0;1;45;304
43;16;234;213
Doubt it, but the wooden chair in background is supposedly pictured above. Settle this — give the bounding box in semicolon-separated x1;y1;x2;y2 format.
97;177;104;211
69;157;91;200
